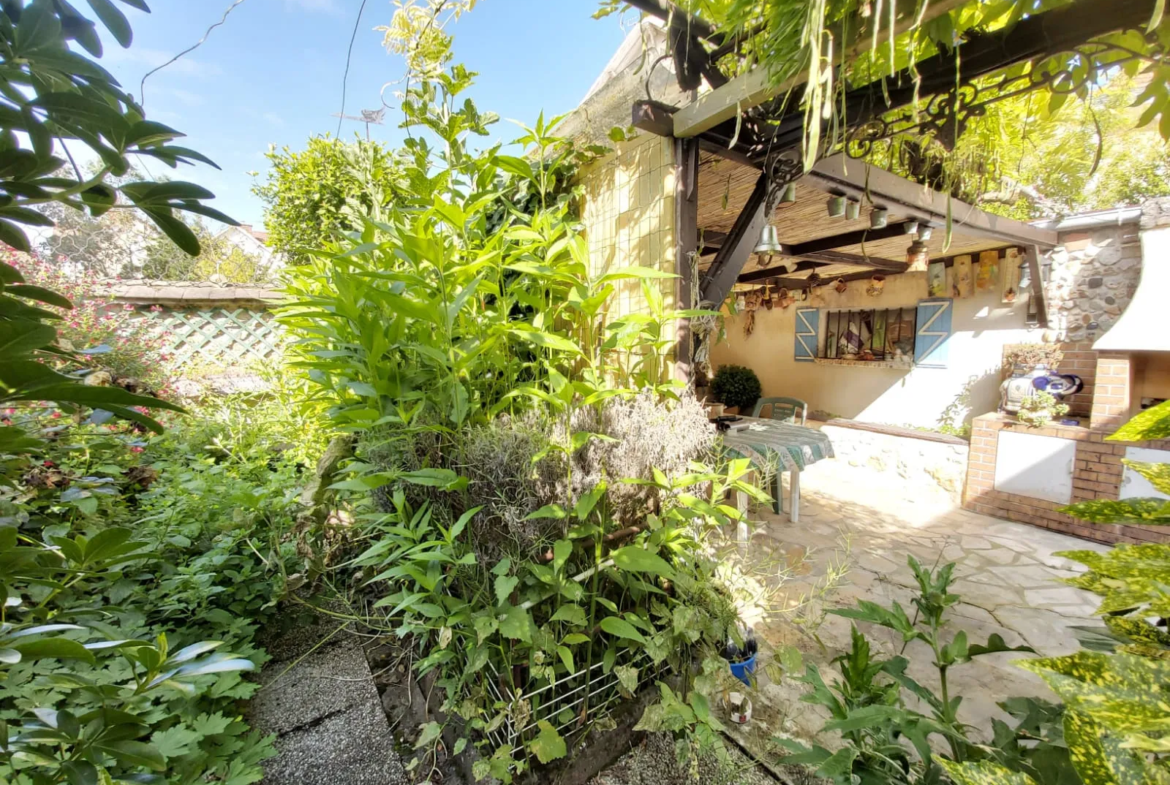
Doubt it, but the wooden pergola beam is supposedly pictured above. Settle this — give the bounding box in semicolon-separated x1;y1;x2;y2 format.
674;137;700;382
1024;244;1050;329
699;171;768;306
671;0;970;138
737;253;908;285
787;221;916;255
807;156;1058;248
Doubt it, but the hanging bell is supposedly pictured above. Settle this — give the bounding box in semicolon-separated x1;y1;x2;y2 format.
906;239;930;273
753;224;784;255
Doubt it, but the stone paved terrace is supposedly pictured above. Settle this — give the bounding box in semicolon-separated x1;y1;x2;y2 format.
712;452;1107;756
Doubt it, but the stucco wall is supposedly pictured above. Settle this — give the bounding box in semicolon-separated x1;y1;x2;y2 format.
580;135;677;318
709;270;1044;429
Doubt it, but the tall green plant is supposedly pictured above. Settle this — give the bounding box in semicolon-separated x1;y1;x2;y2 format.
279;8;763;778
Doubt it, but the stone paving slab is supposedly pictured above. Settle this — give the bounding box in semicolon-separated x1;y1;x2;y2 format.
249;620;408;785
711;455;1109;753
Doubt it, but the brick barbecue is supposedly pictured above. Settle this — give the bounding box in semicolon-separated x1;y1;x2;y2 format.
963;201;1170;545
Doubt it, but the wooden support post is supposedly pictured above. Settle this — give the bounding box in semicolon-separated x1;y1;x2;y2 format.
1023;244;1049;329
674;137;700;384
699;172;769;307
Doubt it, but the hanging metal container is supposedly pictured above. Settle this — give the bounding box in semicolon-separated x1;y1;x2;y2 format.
845;197;861;221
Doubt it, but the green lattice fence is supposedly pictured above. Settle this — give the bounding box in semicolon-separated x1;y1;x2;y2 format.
133;306;282;369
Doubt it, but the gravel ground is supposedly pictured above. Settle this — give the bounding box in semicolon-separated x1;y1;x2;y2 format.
589;733;778;785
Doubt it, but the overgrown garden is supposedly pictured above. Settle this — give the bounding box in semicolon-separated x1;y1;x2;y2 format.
3;0;1170;784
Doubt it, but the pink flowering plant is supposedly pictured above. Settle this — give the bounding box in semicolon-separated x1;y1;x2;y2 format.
7;249;174;391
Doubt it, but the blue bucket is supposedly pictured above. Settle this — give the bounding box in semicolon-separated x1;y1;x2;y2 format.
729;653;756;687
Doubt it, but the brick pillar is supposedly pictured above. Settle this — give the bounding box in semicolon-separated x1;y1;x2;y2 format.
1090;352;1134;431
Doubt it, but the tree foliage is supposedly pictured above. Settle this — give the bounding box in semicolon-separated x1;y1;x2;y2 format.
0;0;235;256
252;135;405;265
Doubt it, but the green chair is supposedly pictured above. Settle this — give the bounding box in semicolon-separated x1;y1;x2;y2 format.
751;396;808;426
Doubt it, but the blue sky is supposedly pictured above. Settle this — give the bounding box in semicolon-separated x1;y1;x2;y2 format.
98;0;629;228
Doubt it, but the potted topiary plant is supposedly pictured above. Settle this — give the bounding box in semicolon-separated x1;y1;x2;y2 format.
710;364;761;415
1017;391;1070;428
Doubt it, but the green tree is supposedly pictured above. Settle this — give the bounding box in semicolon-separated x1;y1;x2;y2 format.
952;71;1170;219
252;135;406;264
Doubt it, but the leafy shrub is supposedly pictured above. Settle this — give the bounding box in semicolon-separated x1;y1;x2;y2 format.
0;4;308;783
8;249;173;390
710;364;762;412
253;136;406;265
279;12;761;779
0;378;321;783
1016;391;1069;428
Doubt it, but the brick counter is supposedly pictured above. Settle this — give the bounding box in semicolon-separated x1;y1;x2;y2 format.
964;413;1170;545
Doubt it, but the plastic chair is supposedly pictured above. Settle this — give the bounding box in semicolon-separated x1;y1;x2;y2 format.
751;397;808;426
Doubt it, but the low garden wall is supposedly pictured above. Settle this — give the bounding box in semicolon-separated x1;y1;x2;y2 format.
964;413;1170;545
819;420;969;502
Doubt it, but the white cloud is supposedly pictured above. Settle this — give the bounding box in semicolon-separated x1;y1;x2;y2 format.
263;112;286;128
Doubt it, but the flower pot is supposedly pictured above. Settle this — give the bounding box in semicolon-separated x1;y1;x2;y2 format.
826;195;846;218
845;198;861;220
723;406;739;416
729;653;757;687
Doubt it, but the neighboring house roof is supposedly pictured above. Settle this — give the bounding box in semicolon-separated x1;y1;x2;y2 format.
214;223;283;272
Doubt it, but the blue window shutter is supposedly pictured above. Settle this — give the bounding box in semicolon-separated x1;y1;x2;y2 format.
795;308;818;362
914;298;953;367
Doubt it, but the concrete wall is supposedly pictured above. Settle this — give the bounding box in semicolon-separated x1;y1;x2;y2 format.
709;270;1044;429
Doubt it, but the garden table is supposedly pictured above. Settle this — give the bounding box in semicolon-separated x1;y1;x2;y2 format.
719;417;835;524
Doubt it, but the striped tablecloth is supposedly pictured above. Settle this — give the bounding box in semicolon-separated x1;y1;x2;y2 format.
719;417;835;473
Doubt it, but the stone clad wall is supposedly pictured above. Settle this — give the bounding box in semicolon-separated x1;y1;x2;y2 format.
1045;221;1141;343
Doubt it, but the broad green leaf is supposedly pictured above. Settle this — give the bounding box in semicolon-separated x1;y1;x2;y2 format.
94;740;166;771
550;604;587;626
614;664;639;695
610;546;675;578
1062;709;1148;785
150;725;202;760
552;539;572;573
1062;497;1170;525
1122;460;1170;496
494;574;519;606
12;637;95;664
599;616;645;644
556;645;574;673
414;721;443;749
499;605;532;642
1020;651;1170;733
1110;399;1170;442
530;721;566;763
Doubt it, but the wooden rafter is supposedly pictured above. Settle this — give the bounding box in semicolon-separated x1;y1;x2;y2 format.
674;137;700;381
698;171;768;306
